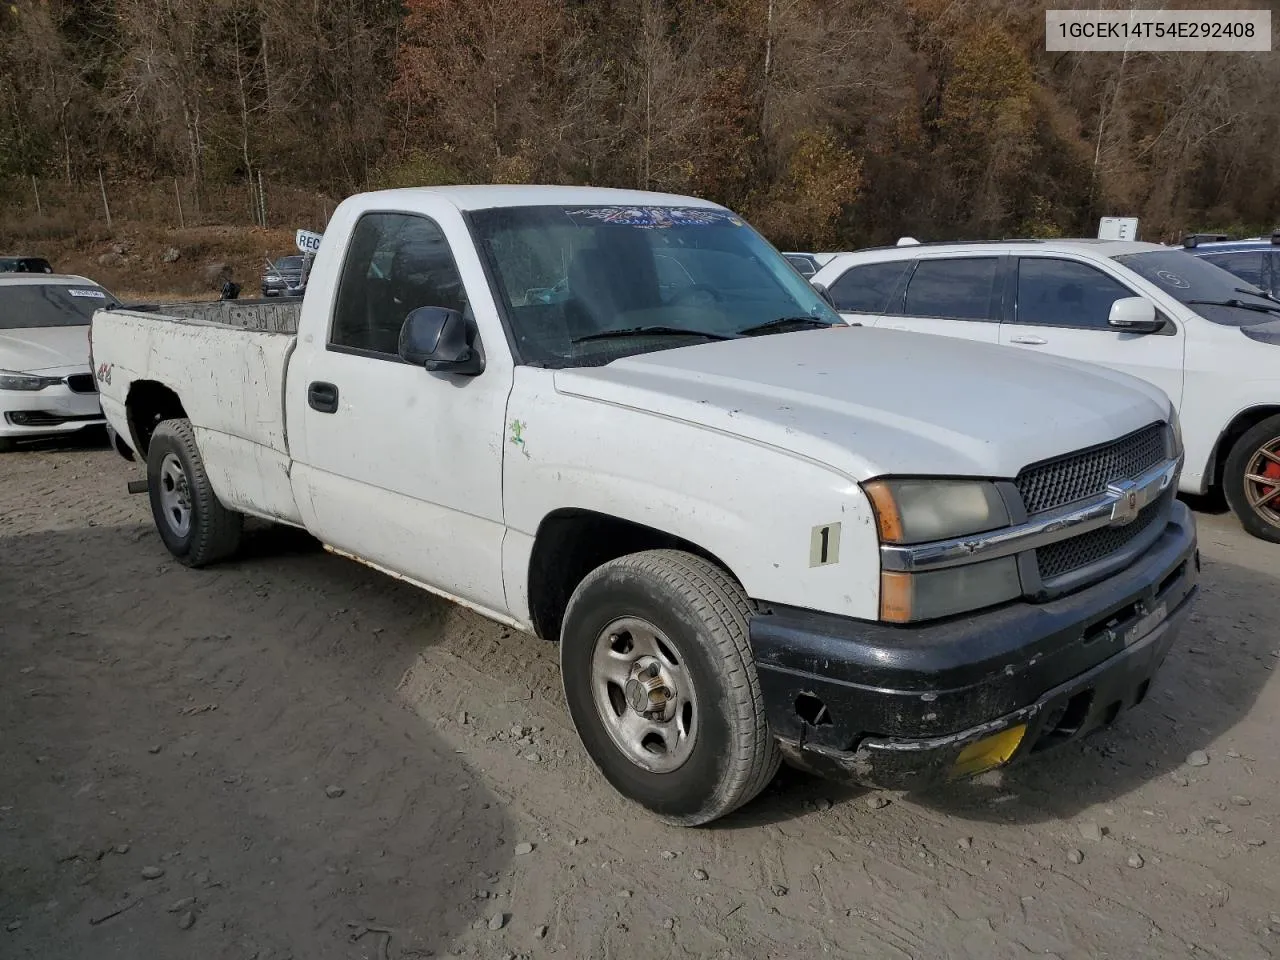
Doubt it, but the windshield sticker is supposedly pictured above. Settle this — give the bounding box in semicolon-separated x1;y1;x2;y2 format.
67;288;107;299
1154;270;1191;289
567;207;744;229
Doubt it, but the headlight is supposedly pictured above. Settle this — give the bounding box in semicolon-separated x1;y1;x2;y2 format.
863;478;1010;544
1168;409;1183;460
0;369;60;391
864;478;1019;623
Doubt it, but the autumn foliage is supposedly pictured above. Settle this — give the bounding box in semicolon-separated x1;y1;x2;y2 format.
1;0;1278;248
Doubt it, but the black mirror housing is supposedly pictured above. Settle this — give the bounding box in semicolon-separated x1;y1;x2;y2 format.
810;281;835;308
398;306;485;375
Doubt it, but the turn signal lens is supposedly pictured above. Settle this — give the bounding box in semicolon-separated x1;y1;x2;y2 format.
879;557;1022;623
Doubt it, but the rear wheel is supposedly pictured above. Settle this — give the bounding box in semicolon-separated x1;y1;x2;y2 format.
560;550;780;826
146;418;242;566
1224;414;1280;543
0;437;13;453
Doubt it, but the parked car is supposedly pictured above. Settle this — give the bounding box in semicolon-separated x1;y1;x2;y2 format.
0;274;117;451
782;252;820;277
0;256;54;274
91;186;1196;824
1181;232;1280;299
261;255;308;297
812;239;1280;540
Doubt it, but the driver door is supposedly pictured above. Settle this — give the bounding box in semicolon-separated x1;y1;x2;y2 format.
287;210;513;612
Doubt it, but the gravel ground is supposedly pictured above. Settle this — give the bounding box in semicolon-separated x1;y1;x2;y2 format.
2;437;1278;959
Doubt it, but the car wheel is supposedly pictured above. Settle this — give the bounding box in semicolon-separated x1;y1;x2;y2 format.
560;550;780;826
1224;413;1280;543
0;437;14;453
146;418;243;566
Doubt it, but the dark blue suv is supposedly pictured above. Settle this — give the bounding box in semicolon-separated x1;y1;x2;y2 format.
1182;232;1280;297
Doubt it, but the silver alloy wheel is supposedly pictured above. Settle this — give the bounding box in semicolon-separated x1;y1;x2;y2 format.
158;452;193;537
590;616;699;774
1244;435;1280;526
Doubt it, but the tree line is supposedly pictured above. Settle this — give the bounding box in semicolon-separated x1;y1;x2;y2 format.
1;0;1277;248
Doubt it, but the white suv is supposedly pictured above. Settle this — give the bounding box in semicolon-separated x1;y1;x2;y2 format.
812;240;1280;541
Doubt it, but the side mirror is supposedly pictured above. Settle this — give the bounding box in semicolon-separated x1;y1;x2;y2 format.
398;306;485;376
810;281;836;308
1108;297;1164;334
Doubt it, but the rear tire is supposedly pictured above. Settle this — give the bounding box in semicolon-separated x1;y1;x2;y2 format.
1223;414;1280;543
0;437;13;453
560;550;780;826
146;418;243;566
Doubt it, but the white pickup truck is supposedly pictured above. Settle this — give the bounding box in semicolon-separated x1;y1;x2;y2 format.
92;186;1198;825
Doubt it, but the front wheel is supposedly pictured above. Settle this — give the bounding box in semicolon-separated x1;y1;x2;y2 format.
1224;414;1280;543
146;418;243;566
560;550;780;826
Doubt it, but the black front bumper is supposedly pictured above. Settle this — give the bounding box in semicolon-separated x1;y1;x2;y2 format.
750;503;1199;790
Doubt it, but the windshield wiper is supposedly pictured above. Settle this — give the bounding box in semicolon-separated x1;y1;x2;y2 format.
1186;297;1280;315
1235;286;1280;305
737;316;837;336
571;326;737;344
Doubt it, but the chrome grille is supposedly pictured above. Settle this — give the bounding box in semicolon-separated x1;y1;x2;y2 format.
1016;423;1166;515
1036;495;1164;581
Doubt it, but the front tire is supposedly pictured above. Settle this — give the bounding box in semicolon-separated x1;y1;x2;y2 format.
560;550;780;826
1223;414;1280;543
146;418;243;566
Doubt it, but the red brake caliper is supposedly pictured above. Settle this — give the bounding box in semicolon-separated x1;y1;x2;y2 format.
1263;449;1280;500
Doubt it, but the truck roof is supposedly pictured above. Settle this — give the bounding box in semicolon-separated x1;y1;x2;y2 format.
354;184;727;213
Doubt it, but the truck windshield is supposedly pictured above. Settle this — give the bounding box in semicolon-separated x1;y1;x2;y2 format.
0;283;118;330
1112;249;1275;326
468;204;842;367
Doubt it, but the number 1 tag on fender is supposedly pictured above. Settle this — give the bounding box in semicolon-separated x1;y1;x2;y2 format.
810;523;841;567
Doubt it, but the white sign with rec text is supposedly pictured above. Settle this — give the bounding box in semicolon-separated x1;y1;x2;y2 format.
295;229;323;255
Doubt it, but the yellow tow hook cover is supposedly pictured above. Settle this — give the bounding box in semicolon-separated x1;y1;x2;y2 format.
949;724;1027;780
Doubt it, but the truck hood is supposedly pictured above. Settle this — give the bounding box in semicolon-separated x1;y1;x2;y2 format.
0;325;91;373
554;327;1171;480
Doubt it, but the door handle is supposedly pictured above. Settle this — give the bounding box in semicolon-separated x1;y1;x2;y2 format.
307;381;339;414
1010;336;1047;345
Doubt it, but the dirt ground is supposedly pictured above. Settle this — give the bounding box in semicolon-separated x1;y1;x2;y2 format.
2;436;1279;960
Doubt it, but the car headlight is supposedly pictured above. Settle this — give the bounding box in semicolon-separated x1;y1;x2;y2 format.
863;478;1020;623
0;369;60;391
1168;409;1183;460
863;478;1010;544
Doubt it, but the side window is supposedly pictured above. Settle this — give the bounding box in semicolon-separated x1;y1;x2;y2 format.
1202;252;1265;290
1015;258;1133;330
828;260;911;313
331;213;468;357
902;257;1000;320
785;254;817;278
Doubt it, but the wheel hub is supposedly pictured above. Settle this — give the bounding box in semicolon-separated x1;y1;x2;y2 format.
623;657;676;720
589;617;699;774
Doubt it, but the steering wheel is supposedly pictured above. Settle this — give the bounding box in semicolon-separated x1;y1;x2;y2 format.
667;284;723;307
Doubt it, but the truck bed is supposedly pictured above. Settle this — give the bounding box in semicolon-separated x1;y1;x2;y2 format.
124;297;302;334
92;300;303;525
